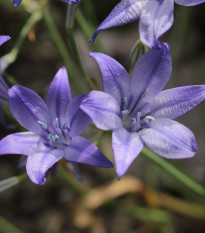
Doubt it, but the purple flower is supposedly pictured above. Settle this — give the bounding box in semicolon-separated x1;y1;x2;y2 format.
0;67;112;185
61;0;80;4
90;0;205;47
80;44;205;178
0;36;11;47
13;0;22;7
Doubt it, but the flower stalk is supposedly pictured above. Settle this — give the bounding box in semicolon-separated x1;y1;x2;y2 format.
142;147;205;197
43;9;82;93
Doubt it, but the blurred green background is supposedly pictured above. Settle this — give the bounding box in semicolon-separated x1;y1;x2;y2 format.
0;0;205;233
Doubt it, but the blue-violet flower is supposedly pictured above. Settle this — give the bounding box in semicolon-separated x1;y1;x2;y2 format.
90;0;205;47
80;44;205;178
13;0;22;7
0;67;112;185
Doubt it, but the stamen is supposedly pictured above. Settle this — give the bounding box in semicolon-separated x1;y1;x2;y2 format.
144;116;155;122
143;116;155;128
123;97;128;110
128;118;137;132
55;118;59;128
38;120;47;129
141;88;149;98
121;110;129;117
61;122;68;130
54;134;60;140
48;133;59;141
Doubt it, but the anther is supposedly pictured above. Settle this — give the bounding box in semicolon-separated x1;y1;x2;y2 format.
61;122;68;130
48;133;59;142
38;120;47;129
123;97;128;110
55;118;59;128
121;110;129;117
141;88;149;98
144;116;155;122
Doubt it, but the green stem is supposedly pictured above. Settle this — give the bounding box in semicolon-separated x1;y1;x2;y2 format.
75;9;102;52
43;9;82;93
1;11;42;72
0;173;27;194
67;29;93;90
141;147;205;197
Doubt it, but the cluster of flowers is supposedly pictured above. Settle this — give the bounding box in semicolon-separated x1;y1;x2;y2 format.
1;0;205;185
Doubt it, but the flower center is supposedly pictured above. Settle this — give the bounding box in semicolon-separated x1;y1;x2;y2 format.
121;97;154;133
37;118;70;149
127;113;155;133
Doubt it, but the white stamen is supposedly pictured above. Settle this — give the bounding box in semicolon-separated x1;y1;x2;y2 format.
38;120;47;129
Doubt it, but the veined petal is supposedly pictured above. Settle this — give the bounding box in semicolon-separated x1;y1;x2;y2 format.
89;0;147;45
80;91;122;131
139;118;197;159
46;67;71;125
139;0;174;47
131;43;172;109
66;94;91;137
0;132;40;156
64;136;113;168
0;36;10;46
13;0;22;7
26;148;63;185
148;85;205;119
90;52;131;106
112;127;143;178
9;85;50;133
174;0;205;6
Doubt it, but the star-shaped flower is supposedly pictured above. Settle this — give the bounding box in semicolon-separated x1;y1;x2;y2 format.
90;0;205;47
0;67;112;185
80;44;205;178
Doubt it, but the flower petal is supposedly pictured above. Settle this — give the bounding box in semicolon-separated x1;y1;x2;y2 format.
60;0;80;4
130;43;172;109
80;90;122;130
148;85;205;119
90;52;131;106
9;85;50;133
112;127;143;178
139;0;174;47
26;148;63;185
89;0;146;45
66;94;91;137
46;67;71;125
64;136;113;168
13;0;22;7
174;0;205;6
0;132;40;156
0;35;10;46
139;118;197;159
